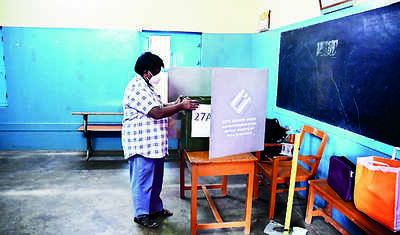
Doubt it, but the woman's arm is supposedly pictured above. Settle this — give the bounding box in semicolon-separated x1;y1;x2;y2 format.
163;95;183;107
148;98;199;119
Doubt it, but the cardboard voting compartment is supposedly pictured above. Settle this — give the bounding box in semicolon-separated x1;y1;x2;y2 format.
210;68;268;159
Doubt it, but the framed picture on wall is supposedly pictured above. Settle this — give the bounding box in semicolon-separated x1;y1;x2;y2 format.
319;0;353;14
258;10;271;32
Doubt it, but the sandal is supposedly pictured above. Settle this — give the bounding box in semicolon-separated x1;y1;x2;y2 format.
134;215;160;229
150;208;173;219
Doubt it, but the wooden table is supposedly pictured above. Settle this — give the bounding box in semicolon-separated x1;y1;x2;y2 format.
179;145;257;235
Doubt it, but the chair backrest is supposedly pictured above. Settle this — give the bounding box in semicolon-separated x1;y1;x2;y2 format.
298;125;328;178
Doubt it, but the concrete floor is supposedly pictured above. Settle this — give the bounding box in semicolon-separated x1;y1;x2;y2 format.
0;151;342;235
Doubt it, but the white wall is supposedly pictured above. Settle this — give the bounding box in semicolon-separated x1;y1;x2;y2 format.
2;0;396;33
0;0;258;33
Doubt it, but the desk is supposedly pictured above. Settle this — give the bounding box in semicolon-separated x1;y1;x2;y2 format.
179;145;257;235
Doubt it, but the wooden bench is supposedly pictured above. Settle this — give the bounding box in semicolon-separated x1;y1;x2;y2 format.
306;179;399;235
72;112;123;161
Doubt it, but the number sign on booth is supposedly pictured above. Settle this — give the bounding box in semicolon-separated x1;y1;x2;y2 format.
191;104;211;138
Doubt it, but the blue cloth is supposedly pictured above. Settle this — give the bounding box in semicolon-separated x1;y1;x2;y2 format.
129;154;164;217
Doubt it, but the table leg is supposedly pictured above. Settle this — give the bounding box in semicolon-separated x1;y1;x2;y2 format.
221;175;227;196
305;186;315;224
191;166;198;235
85;132;92;161
244;163;255;235
253;163;259;199
179;148;185;199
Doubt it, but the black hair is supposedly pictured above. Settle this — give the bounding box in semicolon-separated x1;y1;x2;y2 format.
134;52;164;76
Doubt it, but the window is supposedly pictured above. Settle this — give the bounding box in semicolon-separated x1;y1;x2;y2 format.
0;27;7;107
140;31;202;103
146;35;170;103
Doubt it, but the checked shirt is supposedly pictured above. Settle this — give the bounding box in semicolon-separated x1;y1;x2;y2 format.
121;75;168;159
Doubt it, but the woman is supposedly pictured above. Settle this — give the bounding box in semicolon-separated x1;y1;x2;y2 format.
121;52;199;228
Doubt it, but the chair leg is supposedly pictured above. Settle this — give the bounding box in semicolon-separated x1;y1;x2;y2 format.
305;184;310;209
305;185;315;224
268;180;277;219
268;158;280;219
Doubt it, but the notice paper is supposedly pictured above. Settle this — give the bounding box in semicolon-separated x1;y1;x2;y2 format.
191;104;211;137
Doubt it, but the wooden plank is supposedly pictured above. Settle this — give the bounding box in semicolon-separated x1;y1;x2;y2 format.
201;186;223;223
195;162;255;177
197;221;246;230
183;185;224;191
72;112;123;115
77;125;122;132
184;150;256;163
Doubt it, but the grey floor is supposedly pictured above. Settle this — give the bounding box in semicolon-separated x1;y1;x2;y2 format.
0;151;341;235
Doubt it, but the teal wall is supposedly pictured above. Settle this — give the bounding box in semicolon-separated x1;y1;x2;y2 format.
0;28;253;150
251;2;395;234
201;34;253;68
0;28;142;150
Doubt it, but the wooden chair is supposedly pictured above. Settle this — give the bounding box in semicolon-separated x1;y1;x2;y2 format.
254;125;328;219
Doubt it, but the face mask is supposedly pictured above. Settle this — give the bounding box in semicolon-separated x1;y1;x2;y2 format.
149;72;161;85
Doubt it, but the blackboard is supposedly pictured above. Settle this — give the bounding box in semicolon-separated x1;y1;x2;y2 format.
277;3;400;147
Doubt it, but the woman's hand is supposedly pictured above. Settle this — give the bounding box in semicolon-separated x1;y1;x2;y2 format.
181;98;199;110
148;97;199;119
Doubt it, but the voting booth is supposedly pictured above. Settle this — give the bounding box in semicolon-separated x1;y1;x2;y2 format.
170;67;268;234
209;68;268;158
169;67;268;158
